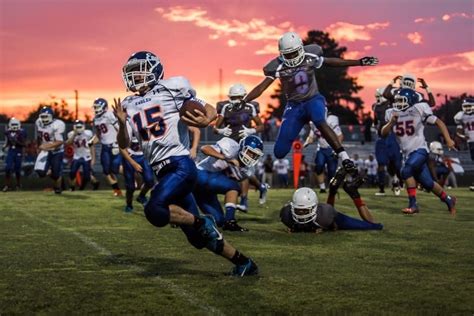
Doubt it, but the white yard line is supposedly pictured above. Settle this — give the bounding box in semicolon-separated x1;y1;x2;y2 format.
20;210;224;316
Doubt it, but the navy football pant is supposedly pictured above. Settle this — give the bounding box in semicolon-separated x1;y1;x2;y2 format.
100;145;122;175
401;149;434;190
122;154;154;191
5;149;22;177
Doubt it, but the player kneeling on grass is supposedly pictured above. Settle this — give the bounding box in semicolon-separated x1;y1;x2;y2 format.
119;135;154;213
280;168;383;233
116;51;258;277
195;135;267;232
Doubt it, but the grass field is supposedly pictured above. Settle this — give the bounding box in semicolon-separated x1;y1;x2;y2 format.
1;188;473;315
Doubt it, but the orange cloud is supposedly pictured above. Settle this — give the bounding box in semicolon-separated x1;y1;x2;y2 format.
234;69;264;77
407;32;422;44
325;21;389;42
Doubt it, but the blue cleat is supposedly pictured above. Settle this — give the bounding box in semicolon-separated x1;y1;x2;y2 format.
237;196;249;213
445;195;456;216
230;258;259;277
124;205;134;213
197;215;223;252
136;195;148;206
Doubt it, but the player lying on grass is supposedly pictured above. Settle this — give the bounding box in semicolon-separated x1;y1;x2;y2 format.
280;168;383;233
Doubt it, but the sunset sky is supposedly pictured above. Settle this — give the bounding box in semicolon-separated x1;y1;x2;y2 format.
0;0;473;120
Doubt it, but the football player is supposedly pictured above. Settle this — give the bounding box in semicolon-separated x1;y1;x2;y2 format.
304;111;342;193
427;141;450;187
243;32;378;175
280;168;383;232
92;98;123;196
66;120;95;191
119;135;154;213
2;117;27;191
214;83;265;212
454;98;474;161
373;88;402;196
195;135;267;232
115;51;258;277
382;74;435;107
34;107;66;194
381;89;456;215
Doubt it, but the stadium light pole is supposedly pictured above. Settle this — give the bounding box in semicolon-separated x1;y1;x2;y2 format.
74;90;78;120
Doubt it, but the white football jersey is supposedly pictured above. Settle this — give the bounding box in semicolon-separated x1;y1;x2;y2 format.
67;130;94;160
93;111;118;145
309;115;341;149
364;159;378;175
128;136;144;156
385;102;437;156
197;137;252;181
35;118;66;153
122;76;200;164
454;111;474;142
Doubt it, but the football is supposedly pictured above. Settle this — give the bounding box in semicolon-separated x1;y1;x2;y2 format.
179;99;207;119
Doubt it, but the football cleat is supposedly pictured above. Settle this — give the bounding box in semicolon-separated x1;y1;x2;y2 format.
375;192;386;196
259;183;269;205
136;195;148;206
197;215;224;253
230;258;259;277
222;220;249;232
2;185;9;192
92;181;100;191
445;195;456;216
124;205;134;213
319;188;327;194
402;207;419;215
54;188;62;194
113;189;123;197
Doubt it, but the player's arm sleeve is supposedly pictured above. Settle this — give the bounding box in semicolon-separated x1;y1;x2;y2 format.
170;76;199;109
109;112;119;130
453;112;462;126
306;44;324;69
263;59;279;79
418;103;437;124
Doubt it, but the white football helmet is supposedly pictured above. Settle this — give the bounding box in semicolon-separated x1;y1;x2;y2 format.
429;141;444;156
375;88;386;103
278;32;305;67
228;83;247;105
73;120;85;134
462;98;473;115
8;117;21;131
290;187;318;224
401;73;417;90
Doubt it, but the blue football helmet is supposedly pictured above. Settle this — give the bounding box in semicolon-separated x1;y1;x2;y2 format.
239;135;264;167
93;98;108;116
39;107;54;125
462;98;473;115
394;88;418;111
122;51;164;94
73;119;85;134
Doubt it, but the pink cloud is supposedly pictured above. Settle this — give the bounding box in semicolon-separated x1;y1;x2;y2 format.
379;41;397;47
442;12;473;21
407;32;423;44
325;21;389;42
414;17;435;23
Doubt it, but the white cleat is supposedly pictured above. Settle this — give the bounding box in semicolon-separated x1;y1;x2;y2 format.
375;192;386;196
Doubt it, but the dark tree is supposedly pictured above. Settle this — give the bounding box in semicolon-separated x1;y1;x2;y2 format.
434;93;473;126
24;98;75;123
265;30;363;124
0;114;9;123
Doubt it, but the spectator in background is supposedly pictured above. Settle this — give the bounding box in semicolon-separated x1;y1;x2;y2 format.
263;154;274;187
273;158;290;188
353;154;365;175
364;154;378;187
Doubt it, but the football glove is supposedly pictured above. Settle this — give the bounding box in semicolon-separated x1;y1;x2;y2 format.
342;176;366;199
216;125;232;137
238;125;256;138
329;167;347;195
359;56;379;66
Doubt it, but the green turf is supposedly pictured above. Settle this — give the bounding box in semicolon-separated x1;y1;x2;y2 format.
1;189;473;315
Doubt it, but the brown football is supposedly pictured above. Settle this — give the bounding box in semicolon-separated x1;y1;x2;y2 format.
179;99;207;119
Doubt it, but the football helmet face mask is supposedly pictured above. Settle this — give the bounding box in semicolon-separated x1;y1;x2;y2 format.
122;51;164;94
39;107;54;125
228;83;247;107
462;98;473;115
375;88;386;103
73;120;85;134
278;32;305;67
291;187;318;224
401;73;417;90
394;88;418;111
8;117;21;131
238;135;264;167
93;98;108;116
429;141;444;156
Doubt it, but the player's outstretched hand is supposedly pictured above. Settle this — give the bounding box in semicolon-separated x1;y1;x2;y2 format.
446;138;457;151
239;126;256;138
343;176;365;199
216;125;232;137
360;56;379;66
329;167;346;194
112;98;127;124
417;78;429;89
181;109;210;128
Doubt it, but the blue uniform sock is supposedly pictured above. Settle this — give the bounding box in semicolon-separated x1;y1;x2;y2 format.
334;212;383;230
224;203;237;222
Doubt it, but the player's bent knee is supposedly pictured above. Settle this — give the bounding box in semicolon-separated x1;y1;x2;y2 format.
144;203;170;227
401;165;413;180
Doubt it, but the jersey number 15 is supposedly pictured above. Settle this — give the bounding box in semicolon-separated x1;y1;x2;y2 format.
132;105;167;141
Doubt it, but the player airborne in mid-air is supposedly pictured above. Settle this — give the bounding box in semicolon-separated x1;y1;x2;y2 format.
115;51;258;276
244;32;378;174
